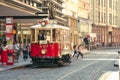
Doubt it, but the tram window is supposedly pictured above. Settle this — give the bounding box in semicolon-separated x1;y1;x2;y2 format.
46;31;51;41
52;29;56;41
38;31;45;40
31;29;35;42
38;30;51;41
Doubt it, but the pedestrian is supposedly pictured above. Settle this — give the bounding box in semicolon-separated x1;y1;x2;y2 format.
23;44;29;61
72;45;77;57
77;45;83;59
13;41;20;62
1;41;8;66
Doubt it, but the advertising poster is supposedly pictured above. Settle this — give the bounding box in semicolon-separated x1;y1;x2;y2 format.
6;25;13;34
6;34;13;50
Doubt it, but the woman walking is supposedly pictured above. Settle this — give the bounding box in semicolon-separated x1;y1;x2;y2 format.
77;45;83;59
13;41;20;62
72;45;77;57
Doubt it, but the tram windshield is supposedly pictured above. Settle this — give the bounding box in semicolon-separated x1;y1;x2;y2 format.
31;28;61;43
38;30;50;41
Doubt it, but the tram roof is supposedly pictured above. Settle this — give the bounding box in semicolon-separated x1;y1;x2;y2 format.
30;24;70;30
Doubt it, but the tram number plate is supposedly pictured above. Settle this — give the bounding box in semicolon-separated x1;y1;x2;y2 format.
42;56;46;58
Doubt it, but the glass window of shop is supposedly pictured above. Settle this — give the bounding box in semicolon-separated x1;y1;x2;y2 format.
0;21;6;42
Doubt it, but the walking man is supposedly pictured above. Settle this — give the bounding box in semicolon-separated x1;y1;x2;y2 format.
13;41;20;62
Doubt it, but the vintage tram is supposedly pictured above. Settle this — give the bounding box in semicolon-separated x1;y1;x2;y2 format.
30;21;72;66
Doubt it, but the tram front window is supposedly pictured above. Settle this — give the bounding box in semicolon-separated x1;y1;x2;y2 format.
38;31;45;40
38;30;51;41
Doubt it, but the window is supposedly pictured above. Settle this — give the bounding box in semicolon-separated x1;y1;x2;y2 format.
31;29;35;42
98;0;100;6
98;12;100;23
104;13;106;23
109;14;112;25
109;0;112;8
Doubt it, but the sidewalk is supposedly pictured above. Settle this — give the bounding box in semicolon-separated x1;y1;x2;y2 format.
0;56;31;72
98;71;119;80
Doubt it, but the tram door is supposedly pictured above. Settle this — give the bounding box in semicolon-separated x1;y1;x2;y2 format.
23;35;30;45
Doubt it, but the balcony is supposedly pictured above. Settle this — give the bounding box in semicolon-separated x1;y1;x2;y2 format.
2;0;42;14
52;0;64;9
33;0;42;3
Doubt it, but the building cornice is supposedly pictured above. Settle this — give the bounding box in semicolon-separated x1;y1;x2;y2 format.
3;0;42;13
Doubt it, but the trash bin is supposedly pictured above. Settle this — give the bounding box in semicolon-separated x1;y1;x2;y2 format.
7;50;14;65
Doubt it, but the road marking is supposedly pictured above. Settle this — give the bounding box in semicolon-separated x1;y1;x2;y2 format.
57;61;99;80
83;58;118;61
98;71;119;80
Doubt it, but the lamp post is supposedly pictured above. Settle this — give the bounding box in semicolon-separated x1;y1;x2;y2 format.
118;50;120;80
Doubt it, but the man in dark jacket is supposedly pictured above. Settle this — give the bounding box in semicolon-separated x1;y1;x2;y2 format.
38;31;45;40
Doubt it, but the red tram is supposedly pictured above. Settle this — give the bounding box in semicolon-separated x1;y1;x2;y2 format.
30;21;72;66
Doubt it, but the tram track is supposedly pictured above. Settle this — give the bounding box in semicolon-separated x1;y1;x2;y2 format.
8;54;117;80
91;61;114;80
57;59;116;80
57;60;99;80
14;65;57;80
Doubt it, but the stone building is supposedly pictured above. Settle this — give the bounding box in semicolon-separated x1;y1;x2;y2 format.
91;0;119;46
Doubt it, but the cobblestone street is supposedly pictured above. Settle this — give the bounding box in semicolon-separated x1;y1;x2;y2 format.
0;48;118;80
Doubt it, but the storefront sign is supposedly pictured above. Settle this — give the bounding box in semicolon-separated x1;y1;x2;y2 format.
6;17;13;24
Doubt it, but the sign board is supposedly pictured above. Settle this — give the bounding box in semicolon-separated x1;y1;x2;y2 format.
6;35;13;50
6;25;13;34
6;17;13;24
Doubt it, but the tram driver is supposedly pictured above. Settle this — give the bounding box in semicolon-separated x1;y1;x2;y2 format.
38;31;45;40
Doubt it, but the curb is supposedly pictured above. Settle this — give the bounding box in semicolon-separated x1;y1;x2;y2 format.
0;63;32;72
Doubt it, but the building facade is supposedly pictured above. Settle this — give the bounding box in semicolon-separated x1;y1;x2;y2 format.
0;0;43;44
77;0;92;45
38;0;67;26
62;0;79;46
62;0;91;46
91;0;119;46
117;0;120;27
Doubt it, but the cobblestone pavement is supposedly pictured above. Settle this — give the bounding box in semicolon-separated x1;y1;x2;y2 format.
0;56;31;72
0;48;118;80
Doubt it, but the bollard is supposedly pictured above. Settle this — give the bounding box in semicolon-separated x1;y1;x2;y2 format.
7;50;14;65
1;50;8;66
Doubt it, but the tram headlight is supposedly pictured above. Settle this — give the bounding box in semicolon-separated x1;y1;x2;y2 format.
41;49;47;55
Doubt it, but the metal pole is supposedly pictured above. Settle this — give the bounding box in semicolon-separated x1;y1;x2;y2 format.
118;50;120;80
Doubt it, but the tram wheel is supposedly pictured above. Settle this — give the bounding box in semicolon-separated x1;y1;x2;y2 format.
58;60;64;67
